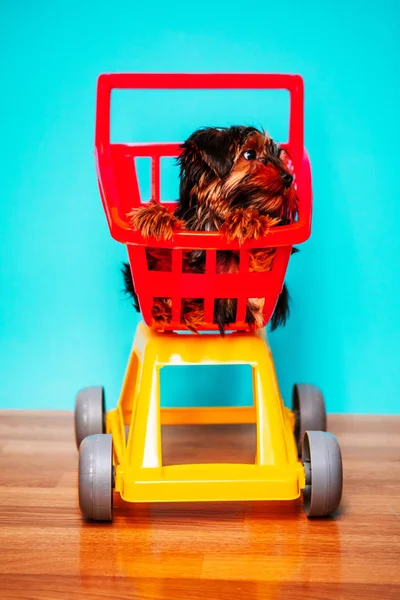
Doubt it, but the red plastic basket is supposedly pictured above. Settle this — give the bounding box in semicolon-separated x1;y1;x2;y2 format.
95;73;312;332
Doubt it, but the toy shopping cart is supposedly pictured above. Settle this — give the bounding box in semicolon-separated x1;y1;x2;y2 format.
75;73;343;521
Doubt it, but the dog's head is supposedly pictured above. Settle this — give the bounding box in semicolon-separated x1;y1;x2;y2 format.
178;126;297;226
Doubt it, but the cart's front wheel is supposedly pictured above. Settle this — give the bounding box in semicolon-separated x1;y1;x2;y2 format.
79;434;113;522
292;384;327;455
75;386;105;449
302;430;343;518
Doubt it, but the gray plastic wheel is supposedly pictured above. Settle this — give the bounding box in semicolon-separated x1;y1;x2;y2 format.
292;384;327;455
75;386;105;449
79;434;113;521
302;430;343;518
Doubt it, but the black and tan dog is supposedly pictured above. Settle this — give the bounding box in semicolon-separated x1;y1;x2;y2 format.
122;126;298;334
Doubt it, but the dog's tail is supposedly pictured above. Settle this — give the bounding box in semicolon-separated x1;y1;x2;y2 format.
269;249;297;330
122;262;140;312
270;284;290;331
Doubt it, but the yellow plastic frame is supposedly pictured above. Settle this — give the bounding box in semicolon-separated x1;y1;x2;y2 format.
106;322;306;503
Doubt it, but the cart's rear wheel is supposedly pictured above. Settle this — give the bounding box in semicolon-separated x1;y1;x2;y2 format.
292;384;327;455
79;434;113;522
75;386;105;449
302;430;343;518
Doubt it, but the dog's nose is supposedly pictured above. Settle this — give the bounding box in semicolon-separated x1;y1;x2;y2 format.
281;172;293;187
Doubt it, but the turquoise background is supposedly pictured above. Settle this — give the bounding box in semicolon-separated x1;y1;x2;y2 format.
1;1;399;413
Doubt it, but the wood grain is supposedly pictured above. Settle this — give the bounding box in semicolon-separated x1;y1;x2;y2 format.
0;411;399;599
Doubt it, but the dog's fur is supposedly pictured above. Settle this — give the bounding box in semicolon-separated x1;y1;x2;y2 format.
123;126;298;333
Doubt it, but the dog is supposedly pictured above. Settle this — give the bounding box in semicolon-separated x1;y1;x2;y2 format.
122;126;298;334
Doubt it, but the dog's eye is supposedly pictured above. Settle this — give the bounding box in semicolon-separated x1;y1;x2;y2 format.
243;150;257;160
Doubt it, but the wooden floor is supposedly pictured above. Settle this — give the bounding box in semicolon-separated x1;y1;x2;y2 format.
0;412;399;600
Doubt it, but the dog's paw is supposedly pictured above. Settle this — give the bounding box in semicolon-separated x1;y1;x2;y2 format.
246;298;266;329
221;209;279;244
128;201;183;240
151;298;172;327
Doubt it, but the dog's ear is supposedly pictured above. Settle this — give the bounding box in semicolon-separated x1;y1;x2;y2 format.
179;128;234;179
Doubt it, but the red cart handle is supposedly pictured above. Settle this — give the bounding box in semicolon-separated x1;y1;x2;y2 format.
95;73;304;160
